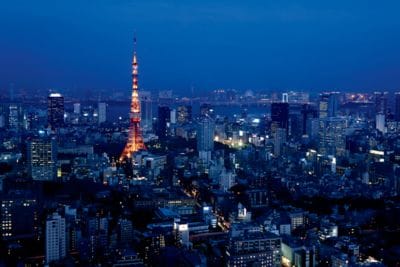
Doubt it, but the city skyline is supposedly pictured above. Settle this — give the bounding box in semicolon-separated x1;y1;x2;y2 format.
1;1;400;93
1;2;400;266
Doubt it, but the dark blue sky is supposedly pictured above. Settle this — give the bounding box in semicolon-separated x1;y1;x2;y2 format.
1;0;400;94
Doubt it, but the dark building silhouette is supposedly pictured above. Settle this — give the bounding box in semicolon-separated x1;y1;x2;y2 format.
48;93;64;129
157;106;170;139
395;92;400;121
271;102;289;135
301;104;318;135
373;91;388;115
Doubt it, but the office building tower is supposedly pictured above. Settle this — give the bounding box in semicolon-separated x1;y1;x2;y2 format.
46;213;66;264
376;113;386;133
374;91;388;115
274;127;287;156
170;109;177;124
98;102;107;124
197;118;215;162
177;105;192;124
73;103;81;114
157;106;170;139
140;90;153;131
48;93;65;129
197;118;215;152
8;103;23;130
301;104;318;136
318;117;348;156
319;92;339;118
271;102;289;136
27;137;57;181
395;92;400;121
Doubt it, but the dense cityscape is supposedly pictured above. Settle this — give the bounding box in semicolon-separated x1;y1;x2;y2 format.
1;56;400;266
2;1;400;266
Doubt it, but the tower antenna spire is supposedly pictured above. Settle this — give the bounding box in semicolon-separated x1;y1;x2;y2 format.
133;31;137;55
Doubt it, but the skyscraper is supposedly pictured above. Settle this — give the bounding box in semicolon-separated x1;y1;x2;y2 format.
271;102;289;136
197;118;215;152
98;102;107;124
373;91;388;115
140;90;153;131
120;37;146;160
48;93;65;129
395;92;400;121
8;103;23;130
177;105;192;124
301;104;318;136
46;213;66;264
197;118;215;162
27;137;57;181
376;113;386;133
319;92;339;118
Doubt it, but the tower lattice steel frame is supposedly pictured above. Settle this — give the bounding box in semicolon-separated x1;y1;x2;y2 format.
120;37;145;160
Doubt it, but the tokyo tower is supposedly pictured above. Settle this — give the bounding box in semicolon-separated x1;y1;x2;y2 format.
120;36;146;160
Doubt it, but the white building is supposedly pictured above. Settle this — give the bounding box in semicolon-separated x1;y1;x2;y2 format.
46;213;66;264
376;113;386;133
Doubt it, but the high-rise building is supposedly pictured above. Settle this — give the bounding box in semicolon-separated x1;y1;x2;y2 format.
177;105;192;124
395;92;400;121
373;91;388;115
8;103;23;130
271;102;289;136
46;213;66;264
274;127;287;156
120;36;146;160
318;117;347;156
27;137;57;181
157;106;170;139
48;93;65;129
197;118;215;152
197;118;215;163
140;90;153;131
301;104;318;136
376;113;386;133
170;108;177;124
98;102;107;124
319;92;339;118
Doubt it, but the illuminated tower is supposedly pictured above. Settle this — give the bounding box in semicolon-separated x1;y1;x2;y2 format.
120;37;145;160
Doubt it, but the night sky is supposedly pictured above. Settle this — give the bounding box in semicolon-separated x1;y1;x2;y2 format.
1;0;400;94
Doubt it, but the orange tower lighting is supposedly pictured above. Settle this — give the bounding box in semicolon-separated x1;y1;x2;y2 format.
120;36;146;160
